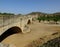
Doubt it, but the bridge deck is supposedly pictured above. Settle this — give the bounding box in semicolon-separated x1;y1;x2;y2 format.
1;22;60;47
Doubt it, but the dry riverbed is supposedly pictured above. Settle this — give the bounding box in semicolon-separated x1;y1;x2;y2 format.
1;21;60;47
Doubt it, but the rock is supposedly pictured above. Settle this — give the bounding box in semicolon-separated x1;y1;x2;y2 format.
0;43;16;47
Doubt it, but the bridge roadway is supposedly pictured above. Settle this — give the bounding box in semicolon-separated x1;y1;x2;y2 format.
1;22;60;47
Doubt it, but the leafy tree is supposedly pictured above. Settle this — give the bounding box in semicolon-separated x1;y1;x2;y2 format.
37;16;41;22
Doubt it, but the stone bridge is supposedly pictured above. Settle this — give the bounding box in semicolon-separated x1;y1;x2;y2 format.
0;15;34;42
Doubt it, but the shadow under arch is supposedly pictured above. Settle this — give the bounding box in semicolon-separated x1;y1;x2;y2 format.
27;20;31;24
0;26;22;42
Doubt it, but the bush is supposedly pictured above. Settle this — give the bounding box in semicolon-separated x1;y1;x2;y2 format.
37;15;60;24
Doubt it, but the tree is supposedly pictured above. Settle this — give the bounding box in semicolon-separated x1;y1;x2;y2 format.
37;16;41;22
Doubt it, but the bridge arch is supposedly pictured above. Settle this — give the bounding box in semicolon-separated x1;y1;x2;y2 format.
0;26;22;42
27;19;31;24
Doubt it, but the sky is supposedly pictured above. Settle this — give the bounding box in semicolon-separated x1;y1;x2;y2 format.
0;0;60;14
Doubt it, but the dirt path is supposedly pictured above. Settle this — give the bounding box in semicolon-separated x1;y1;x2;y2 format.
1;21;60;47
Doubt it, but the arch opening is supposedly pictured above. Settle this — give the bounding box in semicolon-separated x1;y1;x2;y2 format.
27;20;31;24
0;26;22;42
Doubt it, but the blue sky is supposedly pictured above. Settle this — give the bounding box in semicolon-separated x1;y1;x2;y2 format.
0;0;60;14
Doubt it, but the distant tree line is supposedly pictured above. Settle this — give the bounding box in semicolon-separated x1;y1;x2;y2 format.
0;12;14;15
37;14;60;24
